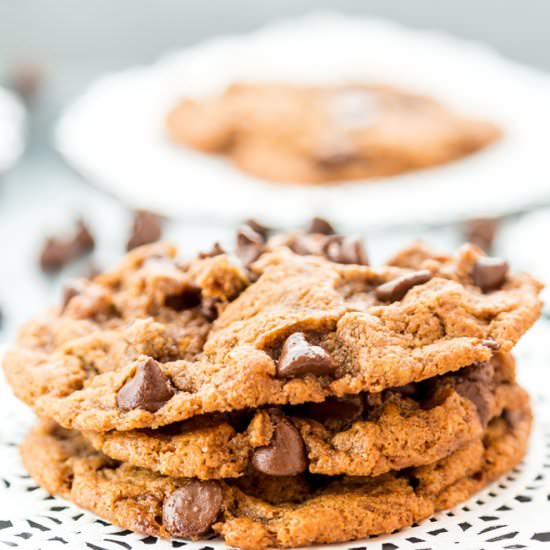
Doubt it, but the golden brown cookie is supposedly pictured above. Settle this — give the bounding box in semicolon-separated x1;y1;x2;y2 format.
84;354;522;479
20;395;531;549
3;239;541;432
166;83;502;184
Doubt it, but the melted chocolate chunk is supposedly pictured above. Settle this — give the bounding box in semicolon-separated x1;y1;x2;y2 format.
464;217;499;252
117;358;175;412
163;480;223;538
290;234;325;256
322;235;368;265
455;379;493;427
126;210;162;251
459;361;494;384
40;219;95;273
235;225;265;267
375;270;432;302
237;224;265;245
277;333;336;378
472;257;509;292
200;296;220;322
452;362;494;426
75;220;95;250
307;217;336;235
306;395;364;424
252;411;307;476
245;219;270;240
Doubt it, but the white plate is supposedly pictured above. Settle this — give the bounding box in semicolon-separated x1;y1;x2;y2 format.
54;13;550;229
0;86;25;174
2;323;550;550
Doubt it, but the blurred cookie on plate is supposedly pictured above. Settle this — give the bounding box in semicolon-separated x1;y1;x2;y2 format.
166;83;501;184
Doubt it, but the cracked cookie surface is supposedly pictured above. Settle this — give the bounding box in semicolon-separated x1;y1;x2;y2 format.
3;240;542;432
166;83;502;184
21;394;531;549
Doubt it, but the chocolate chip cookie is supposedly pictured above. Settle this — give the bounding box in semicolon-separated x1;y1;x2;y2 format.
84;354;522;479
166;83;502;184
20;397;531;549
9;224;541;549
3;239;542;433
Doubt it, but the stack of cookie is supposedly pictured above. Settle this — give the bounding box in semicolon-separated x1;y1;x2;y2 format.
3;223;542;549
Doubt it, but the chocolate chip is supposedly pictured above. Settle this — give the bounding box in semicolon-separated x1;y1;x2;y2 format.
464;217;499;252
322;235;368;265
307;217;336;235
290;234;325;256
375;270;433;302
117;358;175;412
198;242;225;259
40;241;75;272
306;395;364;424
235;225;265;267
163;480;223;538
277;332;336;378
237;224;265;246
126;210;162;251
74;220;95;251
40;219;95;272
251;412;307;476
455;379;493;427
460;361;494;385
200;296;220;322
452;362;494;427
472;257;509;292
245;219;269;240
164;286;202;311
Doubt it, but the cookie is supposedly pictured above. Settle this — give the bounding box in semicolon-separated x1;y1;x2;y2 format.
166;83;502;184
20;396;531;549
84;354;521;479
3;240;541;432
